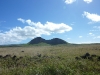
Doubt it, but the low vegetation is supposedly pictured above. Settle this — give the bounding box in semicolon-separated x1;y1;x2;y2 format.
0;44;100;75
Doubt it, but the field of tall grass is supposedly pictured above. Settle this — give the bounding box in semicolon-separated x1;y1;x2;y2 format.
0;44;100;75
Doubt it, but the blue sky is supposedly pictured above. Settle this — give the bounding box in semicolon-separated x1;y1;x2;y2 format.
0;0;100;44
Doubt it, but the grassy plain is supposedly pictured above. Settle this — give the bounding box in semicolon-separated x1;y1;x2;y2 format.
0;44;100;75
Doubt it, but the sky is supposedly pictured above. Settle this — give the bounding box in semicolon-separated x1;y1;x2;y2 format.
0;0;100;45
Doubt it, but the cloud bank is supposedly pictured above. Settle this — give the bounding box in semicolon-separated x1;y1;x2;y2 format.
0;18;72;45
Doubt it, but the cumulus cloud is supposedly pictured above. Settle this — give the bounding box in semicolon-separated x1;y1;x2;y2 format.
83;0;93;3
19;18;72;33
0;18;72;45
65;0;76;4
83;11;100;22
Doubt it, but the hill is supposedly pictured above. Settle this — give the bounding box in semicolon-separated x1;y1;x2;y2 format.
28;37;67;45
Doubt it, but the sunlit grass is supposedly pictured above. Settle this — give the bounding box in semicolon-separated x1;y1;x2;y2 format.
0;44;100;75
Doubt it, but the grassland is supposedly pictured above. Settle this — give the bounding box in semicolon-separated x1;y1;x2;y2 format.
0;44;100;75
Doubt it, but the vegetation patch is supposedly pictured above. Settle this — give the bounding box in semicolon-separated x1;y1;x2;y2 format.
0;44;100;75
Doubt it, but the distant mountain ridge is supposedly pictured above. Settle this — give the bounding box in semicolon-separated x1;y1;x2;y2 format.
28;37;67;45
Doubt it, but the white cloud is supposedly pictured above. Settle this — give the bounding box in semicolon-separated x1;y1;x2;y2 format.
0;18;72;45
88;32;95;36
94;36;100;39
64;0;93;4
96;36;100;38
83;0;93;3
90;26;100;32
87;21;95;24
93;26;100;29
89;33;92;35
20;19;72;33
17;18;25;23
79;36;83;38
78;41;93;44
83;11;100;22
87;32;100;39
65;0;76;4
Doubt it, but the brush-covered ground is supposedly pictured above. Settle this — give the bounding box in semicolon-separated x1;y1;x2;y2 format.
0;44;100;75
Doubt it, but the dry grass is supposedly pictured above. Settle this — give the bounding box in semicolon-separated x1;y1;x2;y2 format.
0;44;100;75
0;44;100;58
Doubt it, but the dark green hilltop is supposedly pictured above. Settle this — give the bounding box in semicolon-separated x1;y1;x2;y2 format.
28;37;68;45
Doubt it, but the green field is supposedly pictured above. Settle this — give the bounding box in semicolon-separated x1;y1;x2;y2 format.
0;44;100;75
